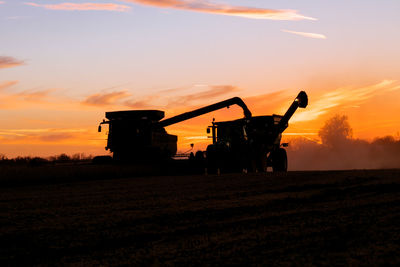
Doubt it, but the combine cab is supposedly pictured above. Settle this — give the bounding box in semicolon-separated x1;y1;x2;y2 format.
98;91;308;172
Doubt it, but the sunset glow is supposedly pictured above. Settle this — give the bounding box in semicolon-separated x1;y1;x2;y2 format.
25;2;131;12
1;1;399;157
122;0;316;21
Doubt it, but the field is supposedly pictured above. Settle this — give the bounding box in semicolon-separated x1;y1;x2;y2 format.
1;167;400;265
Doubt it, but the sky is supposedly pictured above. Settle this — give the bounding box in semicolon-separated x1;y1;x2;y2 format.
1;0;400;157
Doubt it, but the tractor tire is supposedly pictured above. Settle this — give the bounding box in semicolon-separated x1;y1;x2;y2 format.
272;148;288;172
206;145;218;174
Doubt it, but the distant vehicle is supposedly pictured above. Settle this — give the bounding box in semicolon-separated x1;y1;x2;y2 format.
98;91;308;172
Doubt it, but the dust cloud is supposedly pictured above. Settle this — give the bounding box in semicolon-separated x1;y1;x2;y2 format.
287;115;400;170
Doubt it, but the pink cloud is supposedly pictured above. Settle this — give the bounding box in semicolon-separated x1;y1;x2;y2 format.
0;81;18;91
122;0;316;20
166;85;238;106
0;56;24;69
25;2;131;12
83;91;131;106
16;89;53;102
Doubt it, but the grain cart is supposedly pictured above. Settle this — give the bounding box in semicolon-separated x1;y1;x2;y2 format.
98;91;308;172
206;91;308;172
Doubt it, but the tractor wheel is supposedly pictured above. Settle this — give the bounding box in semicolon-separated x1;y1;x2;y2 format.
206;145;218;174
272;148;288;172
195;151;205;160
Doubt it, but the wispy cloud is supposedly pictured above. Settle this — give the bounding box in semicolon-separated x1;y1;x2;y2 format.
5;16;30;20
122;0;316;20
124;95;159;108
168;85;238;106
0;128;91;144
0;1;5;5
25;2;131;12
243;90;289;115
83;84;238;109
0;86;77;110
292;80;400;123
0;56;24;69
282;29;326;39
16;89;53;102
83;91;131;106
0;80;18;91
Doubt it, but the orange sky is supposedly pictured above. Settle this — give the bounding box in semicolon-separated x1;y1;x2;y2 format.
1;79;399;157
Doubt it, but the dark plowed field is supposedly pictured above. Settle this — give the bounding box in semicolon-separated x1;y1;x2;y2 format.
1;169;400;265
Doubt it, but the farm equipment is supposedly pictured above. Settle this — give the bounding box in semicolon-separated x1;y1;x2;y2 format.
98;91;308;172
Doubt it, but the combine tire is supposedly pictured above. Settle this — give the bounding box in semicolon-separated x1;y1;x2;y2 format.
272;148;288;172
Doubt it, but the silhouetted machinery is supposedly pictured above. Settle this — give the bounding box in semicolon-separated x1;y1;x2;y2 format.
98;91;308;172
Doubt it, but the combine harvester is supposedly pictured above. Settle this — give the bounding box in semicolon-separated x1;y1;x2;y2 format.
97;91;308;173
